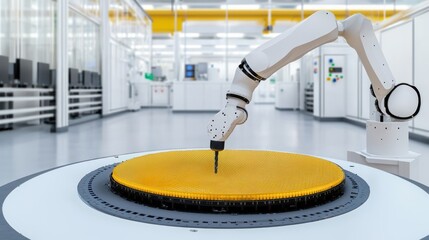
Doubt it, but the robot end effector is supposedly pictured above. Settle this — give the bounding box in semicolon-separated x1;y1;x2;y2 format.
208;10;421;153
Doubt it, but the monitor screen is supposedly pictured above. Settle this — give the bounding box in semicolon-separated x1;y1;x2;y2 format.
185;71;194;78
8;63;14;81
37;62;50;86
50;69;56;87
185;64;194;71
16;58;33;85
0;55;8;83
83;70;92;87
69;68;79;87
328;67;342;73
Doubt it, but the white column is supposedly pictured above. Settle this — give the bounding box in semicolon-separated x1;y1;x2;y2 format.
54;0;69;132
100;0;111;115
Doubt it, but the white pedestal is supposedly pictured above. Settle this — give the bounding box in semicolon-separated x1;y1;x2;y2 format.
348;150;420;180
347;120;420;180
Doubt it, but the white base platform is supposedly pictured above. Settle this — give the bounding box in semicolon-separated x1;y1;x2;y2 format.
348;150;420;181
2;150;429;240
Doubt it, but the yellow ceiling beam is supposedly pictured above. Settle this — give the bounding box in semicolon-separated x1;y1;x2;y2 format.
146;9;399;34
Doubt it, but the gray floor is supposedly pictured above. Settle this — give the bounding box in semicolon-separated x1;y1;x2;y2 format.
1;104;428;187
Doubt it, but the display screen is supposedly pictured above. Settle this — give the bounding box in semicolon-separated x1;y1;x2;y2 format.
329;67;342;73
16;58;33;85
186;65;194;71
37;62;50;86
83;70;92;87
69;68;79;86
0;55;8;83
185;71;194;77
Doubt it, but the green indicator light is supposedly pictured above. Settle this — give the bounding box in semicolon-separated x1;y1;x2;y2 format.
331;64;335;67
329;73;332;77
340;75;344;78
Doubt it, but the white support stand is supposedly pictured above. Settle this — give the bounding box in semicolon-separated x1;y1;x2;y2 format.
348;120;420;180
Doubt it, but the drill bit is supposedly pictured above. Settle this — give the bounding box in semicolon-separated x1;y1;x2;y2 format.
214;151;219;174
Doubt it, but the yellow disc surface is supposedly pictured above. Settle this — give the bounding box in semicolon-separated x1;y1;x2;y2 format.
112;150;345;201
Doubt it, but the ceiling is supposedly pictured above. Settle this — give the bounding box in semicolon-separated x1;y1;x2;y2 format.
138;0;424;10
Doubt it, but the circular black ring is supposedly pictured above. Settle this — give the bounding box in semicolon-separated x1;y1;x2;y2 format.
78;164;370;229
384;83;421;120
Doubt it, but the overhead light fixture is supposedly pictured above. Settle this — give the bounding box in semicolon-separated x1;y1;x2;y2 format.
179;4;189;10
160;52;173;55
141;4;154;10
231;51;248;55
250;45;259;49
181;45;202;49
153;45;167;49
215;45;237;49
297;4;410;11
220;4;260;10
263;32;280;38
186;51;203;55
216;33;245;38
179;33;200;38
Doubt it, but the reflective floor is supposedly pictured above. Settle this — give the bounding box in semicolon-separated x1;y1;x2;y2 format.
1;104;428;187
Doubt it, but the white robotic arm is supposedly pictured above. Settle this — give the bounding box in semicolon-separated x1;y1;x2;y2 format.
208;11;421;155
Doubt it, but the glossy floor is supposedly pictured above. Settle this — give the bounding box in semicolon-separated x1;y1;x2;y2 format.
1;104;428;187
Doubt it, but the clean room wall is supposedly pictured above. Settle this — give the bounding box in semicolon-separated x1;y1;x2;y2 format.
414;11;429;131
380;21;413;86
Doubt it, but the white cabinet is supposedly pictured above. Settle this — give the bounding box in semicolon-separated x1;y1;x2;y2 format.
172;82;229;111
135;82;171;107
275;82;299;109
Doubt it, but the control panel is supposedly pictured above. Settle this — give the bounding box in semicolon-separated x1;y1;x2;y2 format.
325;57;344;83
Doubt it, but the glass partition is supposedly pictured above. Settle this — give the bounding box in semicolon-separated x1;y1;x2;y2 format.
68;9;100;73
20;0;56;68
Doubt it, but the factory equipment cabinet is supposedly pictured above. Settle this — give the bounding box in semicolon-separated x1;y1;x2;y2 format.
304;86;314;113
134;81;171;108
0;88;55;130
172;81;229;111
68;89;102;122
275;82;299;110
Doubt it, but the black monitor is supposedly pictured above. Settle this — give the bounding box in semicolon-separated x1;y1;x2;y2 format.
50;69;56;87
37;62;50;87
82;70;92;88
96;74;102;88
0;55;9;85
91;72;99;88
15;58;33;87
78;72;83;87
69;68;79;88
185;64;195;79
8;63;14;82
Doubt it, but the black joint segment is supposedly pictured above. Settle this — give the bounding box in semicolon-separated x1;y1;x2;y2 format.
384;83;421;120
369;84;376;97
236;106;248;119
238;59;266;82
210;141;225;151
226;93;250;104
242;59;266;81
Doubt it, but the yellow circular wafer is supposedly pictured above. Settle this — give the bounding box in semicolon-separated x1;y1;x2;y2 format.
112;150;345;201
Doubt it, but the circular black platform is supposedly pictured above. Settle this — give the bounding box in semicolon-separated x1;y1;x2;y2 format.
78;164;370;228
110;175;346;214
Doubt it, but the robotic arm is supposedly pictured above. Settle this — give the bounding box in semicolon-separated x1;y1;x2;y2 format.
208;11;421;172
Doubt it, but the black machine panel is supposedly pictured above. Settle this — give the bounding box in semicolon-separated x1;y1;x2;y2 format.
82;70;92;88
0;55;9;85
91;72;101;88
37;62;50;87
50;69;56;87
8;63;14;82
15;58;33;87
69;68;79;88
